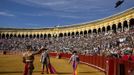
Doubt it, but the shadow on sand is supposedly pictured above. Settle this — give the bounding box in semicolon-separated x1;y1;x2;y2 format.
57;72;72;74
0;71;42;74
79;71;101;73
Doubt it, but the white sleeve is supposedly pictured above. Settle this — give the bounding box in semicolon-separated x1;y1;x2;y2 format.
69;55;73;63
22;53;26;57
40;53;43;62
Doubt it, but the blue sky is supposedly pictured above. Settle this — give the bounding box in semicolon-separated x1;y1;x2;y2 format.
0;0;134;28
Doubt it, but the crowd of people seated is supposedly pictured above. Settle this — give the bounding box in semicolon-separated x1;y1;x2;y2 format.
0;28;134;61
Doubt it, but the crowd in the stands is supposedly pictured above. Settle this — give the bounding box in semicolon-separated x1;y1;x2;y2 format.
0;27;134;60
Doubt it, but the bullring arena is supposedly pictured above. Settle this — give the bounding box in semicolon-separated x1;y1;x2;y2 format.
0;7;134;75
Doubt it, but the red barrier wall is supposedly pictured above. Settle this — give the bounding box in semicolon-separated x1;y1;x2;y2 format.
49;53;134;75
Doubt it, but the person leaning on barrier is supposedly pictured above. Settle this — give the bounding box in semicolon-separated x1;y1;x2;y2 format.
56;51;62;59
22;45;44;75
3;50;7;55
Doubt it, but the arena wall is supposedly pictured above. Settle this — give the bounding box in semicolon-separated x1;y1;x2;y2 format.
0;7;134;38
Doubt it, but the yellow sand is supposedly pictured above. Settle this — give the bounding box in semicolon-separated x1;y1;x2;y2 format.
0;55;105;75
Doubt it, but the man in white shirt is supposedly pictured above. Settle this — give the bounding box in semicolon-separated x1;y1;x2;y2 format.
40;48;50;74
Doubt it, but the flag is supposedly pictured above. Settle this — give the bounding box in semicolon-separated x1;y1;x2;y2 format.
115;0;124;8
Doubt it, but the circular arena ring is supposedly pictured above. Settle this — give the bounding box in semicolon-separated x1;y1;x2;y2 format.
0;54;105;75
